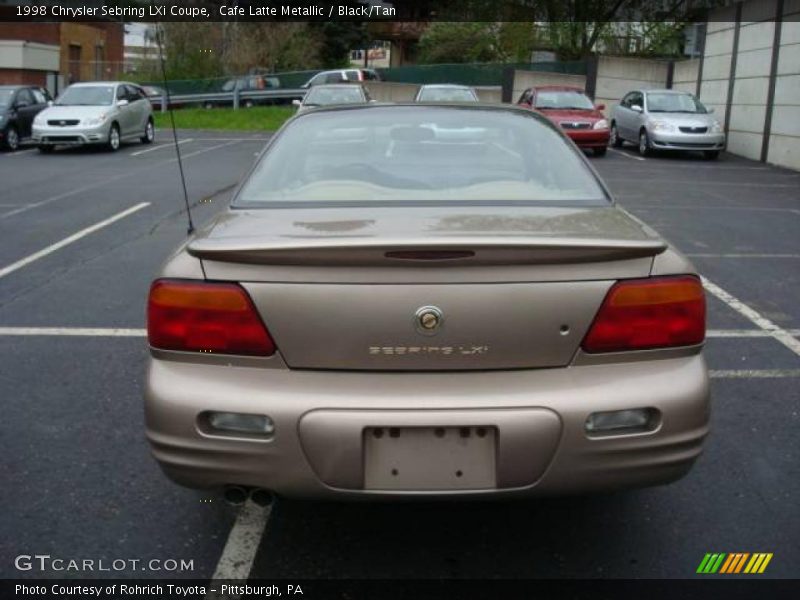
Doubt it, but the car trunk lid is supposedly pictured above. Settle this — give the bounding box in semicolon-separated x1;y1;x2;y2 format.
189;206;664;370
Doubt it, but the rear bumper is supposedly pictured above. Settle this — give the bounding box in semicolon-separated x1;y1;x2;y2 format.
566;129;610;148
144;353;710;498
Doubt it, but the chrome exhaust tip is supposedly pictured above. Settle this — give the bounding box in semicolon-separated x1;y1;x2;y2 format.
249;488;275;508
222;485;248;506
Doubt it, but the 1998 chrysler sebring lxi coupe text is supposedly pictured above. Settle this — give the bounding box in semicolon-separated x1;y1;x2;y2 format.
145;104;709;500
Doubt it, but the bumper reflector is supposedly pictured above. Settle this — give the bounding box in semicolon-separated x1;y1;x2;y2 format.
206;412;275;436
585;408;657;436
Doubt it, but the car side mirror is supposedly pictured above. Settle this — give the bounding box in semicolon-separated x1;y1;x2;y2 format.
631;104;643;113
595;103;605;111
117;99;129;107
292;99;302;107
47;100;54;107
708;107;715;114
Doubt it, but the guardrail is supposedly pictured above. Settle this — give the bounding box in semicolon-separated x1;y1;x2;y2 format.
152;87;307;111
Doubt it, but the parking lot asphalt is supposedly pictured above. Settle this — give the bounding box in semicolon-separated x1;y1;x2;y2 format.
0;133;797;581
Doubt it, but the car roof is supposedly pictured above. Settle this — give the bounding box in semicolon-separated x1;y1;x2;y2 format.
69;81;134;87
643;89;690;94
419;84;472;89
0;85;24;91
307;83;364;89
532;85;584;92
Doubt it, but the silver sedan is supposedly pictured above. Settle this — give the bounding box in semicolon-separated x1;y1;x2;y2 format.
292;84;370;114
32;81;154;153
610;89;725;159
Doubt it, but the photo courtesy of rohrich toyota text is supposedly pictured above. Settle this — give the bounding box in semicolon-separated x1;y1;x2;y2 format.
0;1;798;599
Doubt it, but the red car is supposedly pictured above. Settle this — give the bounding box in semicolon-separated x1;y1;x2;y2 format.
517;86;610;156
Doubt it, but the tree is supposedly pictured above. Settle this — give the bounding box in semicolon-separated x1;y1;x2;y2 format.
160;23;223;79
417;22;501;64
221;23;321;74
312;22;369;68
536;0;724;59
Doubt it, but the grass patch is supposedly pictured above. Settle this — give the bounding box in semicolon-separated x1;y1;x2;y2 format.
153;106;295;132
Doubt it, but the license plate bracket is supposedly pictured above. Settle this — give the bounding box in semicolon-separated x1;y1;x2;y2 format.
363;426;496;491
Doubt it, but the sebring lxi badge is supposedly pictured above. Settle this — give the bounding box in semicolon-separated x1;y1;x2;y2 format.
367;305;490;357
415;305;444;335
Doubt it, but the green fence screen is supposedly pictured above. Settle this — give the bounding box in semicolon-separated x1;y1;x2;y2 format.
376;61;586;87
143;61;586;95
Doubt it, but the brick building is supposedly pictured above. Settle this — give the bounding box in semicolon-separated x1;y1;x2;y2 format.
0;22;123;95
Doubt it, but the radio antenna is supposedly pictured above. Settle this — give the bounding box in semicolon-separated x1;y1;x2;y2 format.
154;23;195;235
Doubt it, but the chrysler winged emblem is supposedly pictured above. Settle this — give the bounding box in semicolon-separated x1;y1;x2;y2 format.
415;306;444;335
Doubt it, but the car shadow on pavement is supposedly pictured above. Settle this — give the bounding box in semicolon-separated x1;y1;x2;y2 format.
253;491;654;578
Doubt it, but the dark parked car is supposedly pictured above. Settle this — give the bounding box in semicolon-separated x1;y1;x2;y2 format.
0;85;52;151
202;75;282;109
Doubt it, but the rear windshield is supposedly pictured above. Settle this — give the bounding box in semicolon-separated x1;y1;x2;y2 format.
304;86;364;106
418;87;477;102
235;107;607;206
535;90;593;110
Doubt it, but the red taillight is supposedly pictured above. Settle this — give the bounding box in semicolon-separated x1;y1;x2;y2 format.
581;275;705;353
147;279;276;356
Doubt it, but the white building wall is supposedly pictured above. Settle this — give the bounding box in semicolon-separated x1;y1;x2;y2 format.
594;56;669;116
672;58;700;94
698;0;800;170
767;2;800;170
700;10;737;128
726;1;776;160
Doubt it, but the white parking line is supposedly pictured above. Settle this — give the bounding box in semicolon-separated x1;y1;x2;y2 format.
707;329;800;338
0;327;146;336
688;253;800;259
192;137;270;142
702;277;800;358
710;369;800;378
207;500;273;595
7;149;37;157
130;138;193;156
0;141;240;219
609;148;645;161
180;140;239;159
620;204;800;214
609;178;797;188
0;203;150;279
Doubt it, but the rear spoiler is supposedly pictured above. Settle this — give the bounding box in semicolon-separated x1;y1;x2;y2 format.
187;237;667;266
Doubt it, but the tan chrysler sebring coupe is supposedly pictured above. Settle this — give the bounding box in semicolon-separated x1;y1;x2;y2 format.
145;104;709;500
